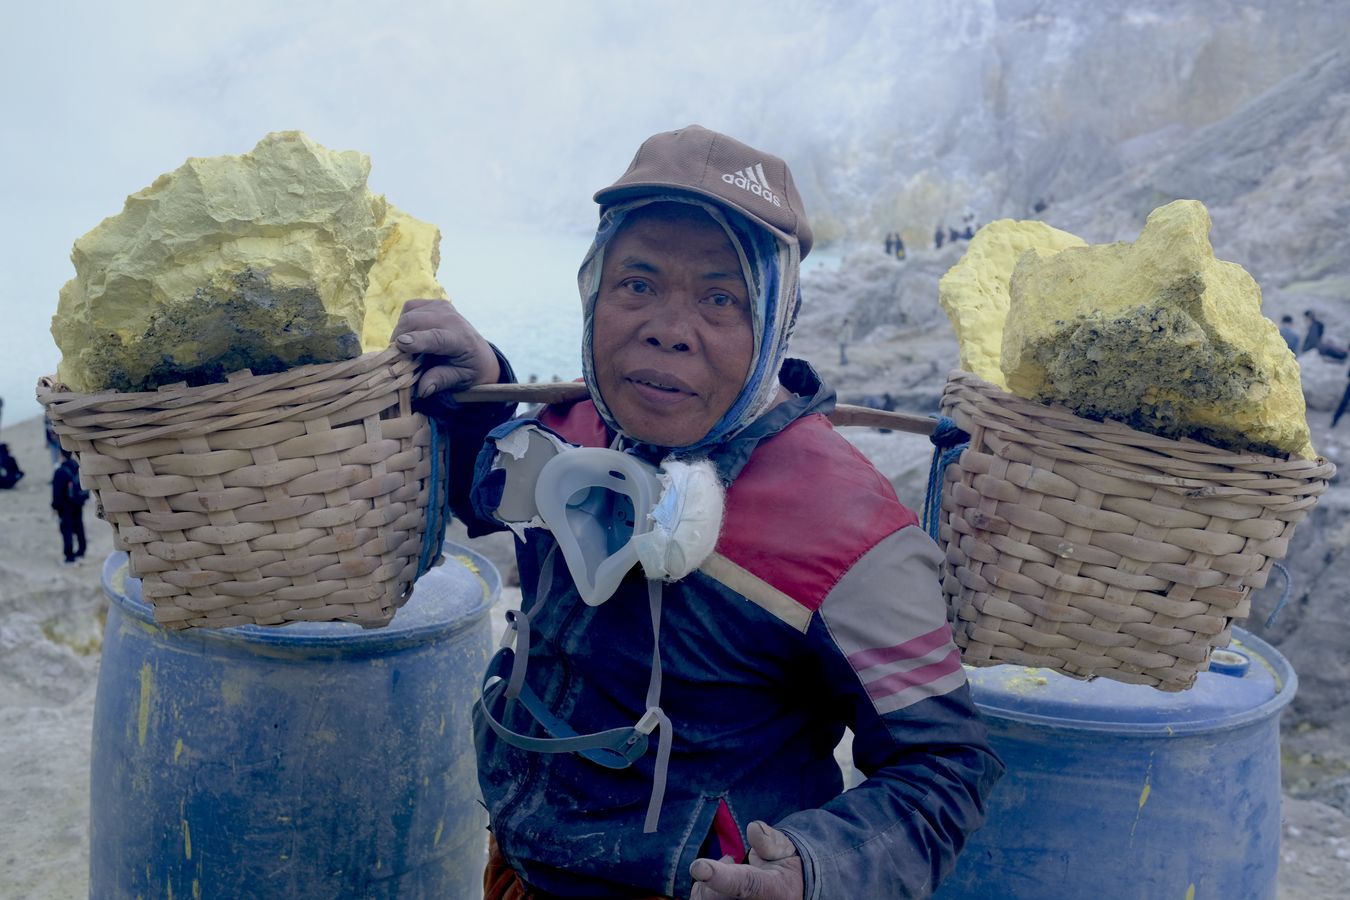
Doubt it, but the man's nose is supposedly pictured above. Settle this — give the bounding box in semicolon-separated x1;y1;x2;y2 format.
639;298;696;352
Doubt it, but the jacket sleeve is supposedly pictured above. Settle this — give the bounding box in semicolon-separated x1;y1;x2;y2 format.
415;345;518;536
775;526;1005;900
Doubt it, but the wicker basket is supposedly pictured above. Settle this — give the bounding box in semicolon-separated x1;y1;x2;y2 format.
38;348;447;630
935;370;1335;691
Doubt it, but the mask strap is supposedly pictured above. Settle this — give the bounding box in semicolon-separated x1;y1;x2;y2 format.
500;542;557;700
529;541;557;617
476;545;669;778
641;576;673;834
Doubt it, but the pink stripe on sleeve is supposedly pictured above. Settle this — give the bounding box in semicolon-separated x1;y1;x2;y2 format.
846;625;954;673
864;649;964;702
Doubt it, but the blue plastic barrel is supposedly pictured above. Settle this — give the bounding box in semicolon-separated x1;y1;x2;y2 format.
935;628;1295;900
91;542;499;900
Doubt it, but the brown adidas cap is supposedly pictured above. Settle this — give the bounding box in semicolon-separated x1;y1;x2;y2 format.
594;124;814;258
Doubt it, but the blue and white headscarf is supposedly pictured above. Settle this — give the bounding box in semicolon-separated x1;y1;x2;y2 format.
577;194;802;457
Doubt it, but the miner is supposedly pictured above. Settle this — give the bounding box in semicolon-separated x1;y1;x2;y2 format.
393;125;1002;899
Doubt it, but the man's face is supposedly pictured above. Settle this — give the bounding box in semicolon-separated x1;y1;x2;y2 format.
592;204;754;447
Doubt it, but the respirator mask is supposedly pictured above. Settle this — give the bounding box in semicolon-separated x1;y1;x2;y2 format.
487;420;725;603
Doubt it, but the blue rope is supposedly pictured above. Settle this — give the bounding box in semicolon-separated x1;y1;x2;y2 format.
922;416;970;542
1264;562;1292;628
416;415;455;579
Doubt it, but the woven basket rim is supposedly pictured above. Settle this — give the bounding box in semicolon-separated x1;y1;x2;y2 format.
38;347;416;448
943;368;1336;481
37;346;405;409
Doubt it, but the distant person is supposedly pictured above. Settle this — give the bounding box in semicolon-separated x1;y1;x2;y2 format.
1317;339;1349;362
894;235;906;260
934;226;945;249
44;414;62;468
839;315;853;366
949;227;961;244
854;393;896;433
962;225;975;240
51;449;89;564
1032;198;1048;214
1301;310;1325;355
1278;315;1300;353
1333;369;1350;429
0;442;23;489
884;232;895;255
873;392;898;433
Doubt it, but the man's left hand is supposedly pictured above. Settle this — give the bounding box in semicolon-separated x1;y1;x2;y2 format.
690;820;803;899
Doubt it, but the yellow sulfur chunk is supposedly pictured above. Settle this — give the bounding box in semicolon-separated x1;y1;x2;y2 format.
51;131;447;393
938;220;1086;388
362;205;449;350
1002;200;1314;459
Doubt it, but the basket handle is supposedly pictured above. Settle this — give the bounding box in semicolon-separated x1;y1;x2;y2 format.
451;383;938;437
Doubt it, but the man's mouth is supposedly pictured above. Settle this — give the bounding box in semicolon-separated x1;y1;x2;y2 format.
632;378;682;393
625;370;696;398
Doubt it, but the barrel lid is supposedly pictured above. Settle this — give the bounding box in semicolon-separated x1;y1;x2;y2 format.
101;544;499;649
966;628;1297;736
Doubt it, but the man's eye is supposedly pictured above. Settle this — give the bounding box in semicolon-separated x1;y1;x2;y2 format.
708;293;735;307
626;279;652;295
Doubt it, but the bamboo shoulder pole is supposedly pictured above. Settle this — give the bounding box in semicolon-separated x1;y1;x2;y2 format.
451;383;937;437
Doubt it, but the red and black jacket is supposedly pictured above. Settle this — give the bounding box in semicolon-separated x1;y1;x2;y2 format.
431;357;1003;899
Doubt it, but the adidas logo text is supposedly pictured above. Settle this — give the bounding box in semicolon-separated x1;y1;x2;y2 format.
722;162;783;207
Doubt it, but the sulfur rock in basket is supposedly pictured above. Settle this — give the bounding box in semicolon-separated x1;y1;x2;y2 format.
50;131;448;393
1002;200;1313;459
38;349;450;630
934;200;1333;690
39;132;455;629
937;219;1086;389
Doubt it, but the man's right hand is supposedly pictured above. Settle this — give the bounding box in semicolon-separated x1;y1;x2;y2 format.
690;821;803;900
391;299;501;398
